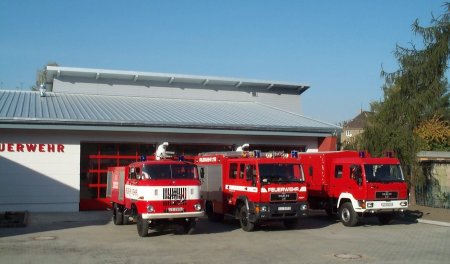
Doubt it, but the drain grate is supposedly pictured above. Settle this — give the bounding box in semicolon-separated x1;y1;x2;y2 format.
334;253;362;260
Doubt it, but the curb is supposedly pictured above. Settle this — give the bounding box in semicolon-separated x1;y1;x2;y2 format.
417;218;450;227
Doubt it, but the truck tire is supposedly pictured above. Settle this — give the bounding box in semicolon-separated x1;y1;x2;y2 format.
136;215;149;237
339;202;358;227
113;204;123;225
239;206;255;232
183;219;196;235
378;213;394;225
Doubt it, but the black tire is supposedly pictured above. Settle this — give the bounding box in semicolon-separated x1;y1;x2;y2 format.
339;202;359;227
183;219;196;235
378;214;394;225
113;204;123;225
136;215;149;237
239;206;255;232
283;219;299;229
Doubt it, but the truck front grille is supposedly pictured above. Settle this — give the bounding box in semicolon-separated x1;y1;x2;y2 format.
270;192;297;202
375;191;398;199
163;187;187;206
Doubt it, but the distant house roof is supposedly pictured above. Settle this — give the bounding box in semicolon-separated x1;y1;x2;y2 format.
344;111;373;129
0;90;339;136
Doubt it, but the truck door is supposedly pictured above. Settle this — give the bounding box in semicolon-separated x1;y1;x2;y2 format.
347;164;365;200
236;162;256;198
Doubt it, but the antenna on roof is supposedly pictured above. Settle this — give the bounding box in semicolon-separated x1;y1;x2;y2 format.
235;143;249;151
39;84;46;97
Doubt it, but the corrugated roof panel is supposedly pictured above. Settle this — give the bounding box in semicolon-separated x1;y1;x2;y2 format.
0;90;339;133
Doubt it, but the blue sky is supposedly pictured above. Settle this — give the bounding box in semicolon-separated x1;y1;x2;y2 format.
0;0;446;124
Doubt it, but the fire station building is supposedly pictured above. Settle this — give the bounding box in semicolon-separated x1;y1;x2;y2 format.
0;66;340;212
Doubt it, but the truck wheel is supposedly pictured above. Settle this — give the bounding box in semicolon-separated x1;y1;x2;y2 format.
183;219;196;235
378;214;394;225
283;219;299;229
239;206;255;232
339;202;358;227
113;204;123;225
136;215;149;237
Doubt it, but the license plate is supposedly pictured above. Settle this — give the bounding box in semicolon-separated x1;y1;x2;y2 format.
381;202;393;207
278;206;291;211
168;207;184;212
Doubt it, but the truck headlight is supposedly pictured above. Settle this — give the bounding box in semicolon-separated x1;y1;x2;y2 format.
194;203;202;211
400;201;408;207
367;202;374;208
300;204;308;211
147;205;154;213
261;205;268;212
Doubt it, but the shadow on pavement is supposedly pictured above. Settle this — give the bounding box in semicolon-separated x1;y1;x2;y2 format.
0;211;112;238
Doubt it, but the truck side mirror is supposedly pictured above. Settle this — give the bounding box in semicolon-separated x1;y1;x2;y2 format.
246;166;257;186
350;165;363;186
200;167;205;179
357;175;363;186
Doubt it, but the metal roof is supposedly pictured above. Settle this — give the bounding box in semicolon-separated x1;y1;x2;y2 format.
0;90;339;135
45;66;310;94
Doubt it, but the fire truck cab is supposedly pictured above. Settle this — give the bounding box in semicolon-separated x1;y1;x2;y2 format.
195;150;308;231
300;151;408;226
106;143;204;237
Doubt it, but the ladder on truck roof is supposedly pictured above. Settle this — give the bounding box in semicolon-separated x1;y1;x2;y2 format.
198;150;299;159
198;151;245;158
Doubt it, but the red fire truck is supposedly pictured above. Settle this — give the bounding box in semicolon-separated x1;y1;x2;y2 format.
106;143;204;237
299;151;408;226
195;150;308;231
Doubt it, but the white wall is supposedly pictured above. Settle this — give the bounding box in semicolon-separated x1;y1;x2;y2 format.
0;131;80;212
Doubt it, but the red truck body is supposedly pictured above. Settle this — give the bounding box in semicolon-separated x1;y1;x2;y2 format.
106;159;204;237
195;151;308;231
299;151;408;226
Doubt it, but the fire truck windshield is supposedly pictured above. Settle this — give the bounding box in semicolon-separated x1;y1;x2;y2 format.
142;164;198;180
364;164;404;183
258;163;304;184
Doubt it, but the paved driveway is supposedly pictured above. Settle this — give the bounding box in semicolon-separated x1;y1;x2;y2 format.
1;211;449;264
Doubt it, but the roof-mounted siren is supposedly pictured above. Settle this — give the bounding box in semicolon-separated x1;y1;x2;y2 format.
235;143;250;152
291;150;298;158
358;151;366;158
155;142;175;160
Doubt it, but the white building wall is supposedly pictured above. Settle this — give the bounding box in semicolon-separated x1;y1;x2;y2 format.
0;131;80;212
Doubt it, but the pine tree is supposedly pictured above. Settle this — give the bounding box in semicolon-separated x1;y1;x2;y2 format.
362;3;450;185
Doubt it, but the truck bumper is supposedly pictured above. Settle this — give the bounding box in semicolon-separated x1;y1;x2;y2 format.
141;211;205;220
356;200;408;214
249;202;308;222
